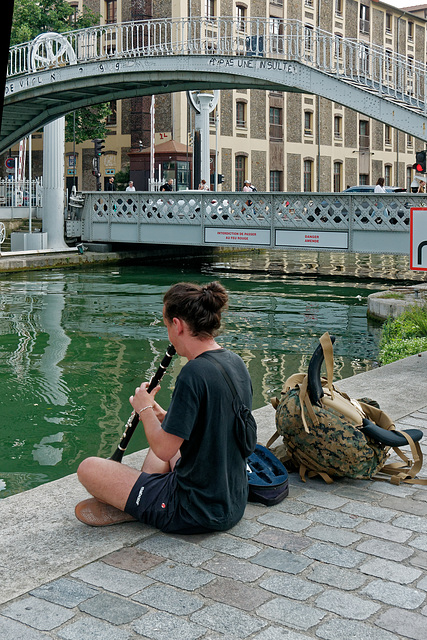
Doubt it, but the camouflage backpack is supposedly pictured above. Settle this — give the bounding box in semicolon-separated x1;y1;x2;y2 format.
269;332;426;485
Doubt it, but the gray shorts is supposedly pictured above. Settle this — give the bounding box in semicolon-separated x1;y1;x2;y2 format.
124;470;211;534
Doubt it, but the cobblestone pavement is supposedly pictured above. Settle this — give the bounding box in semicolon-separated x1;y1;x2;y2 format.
1;408;427;640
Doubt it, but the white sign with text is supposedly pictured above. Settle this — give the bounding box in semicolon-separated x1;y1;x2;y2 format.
204;227;271;245
276;230;348;249
410;207;427;271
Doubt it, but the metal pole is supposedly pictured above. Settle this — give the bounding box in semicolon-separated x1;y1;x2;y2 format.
28;134;32;233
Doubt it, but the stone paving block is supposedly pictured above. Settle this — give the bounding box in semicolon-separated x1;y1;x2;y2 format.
361;579;426;609
132;584;204;615
0;616;52;640
416;574;427;590
378;496;427;516
228;519;265;539
252;626;313;640
316;618;397;640
303;542;366;568
190;602;265;638
133;610;206;640
276;501;312;515
298;490;349;509
393;513;427;534
356;538;414;561
356;519;412;543
252;548;313;574
137;533;215;566
71;561;153;596
340;501;396;522
102;548;164;573
57;616;134;640
306;507;363;528
78;592;147;624
314;589;380;619
244;503;269;518
366;481;416;498
253;529;312;552
397;415;427;428
305;524;361;547
200;534;260;558
259;574;323;601
199;576;272;611
146;562;214;591
375;607;427;640
412;489;427;503
410;551;427;571
359;557;422;584
256;596;326;631
333;486;385;502
306;564;368;590
257;512;311;532
202;556;267;583
30;577;99;608
0;595;74;631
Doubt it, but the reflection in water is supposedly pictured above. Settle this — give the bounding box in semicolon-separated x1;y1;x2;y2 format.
0;257;397;497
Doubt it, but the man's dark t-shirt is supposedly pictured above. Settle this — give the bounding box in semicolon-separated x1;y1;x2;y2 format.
161;348;254;530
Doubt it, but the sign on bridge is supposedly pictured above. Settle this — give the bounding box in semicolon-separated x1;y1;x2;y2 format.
410;208;427;271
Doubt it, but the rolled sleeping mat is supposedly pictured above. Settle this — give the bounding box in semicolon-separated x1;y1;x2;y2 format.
307;334;336;406
360;418;423;447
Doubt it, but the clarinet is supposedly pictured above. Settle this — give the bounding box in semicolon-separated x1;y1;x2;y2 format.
110;344;176;462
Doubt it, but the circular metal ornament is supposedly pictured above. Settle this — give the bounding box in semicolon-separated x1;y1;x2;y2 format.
0;222;6;245
186;90;219;113
29;32;77;72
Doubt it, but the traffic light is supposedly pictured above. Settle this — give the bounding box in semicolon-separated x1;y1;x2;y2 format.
415;150;426;173
93;139;105;157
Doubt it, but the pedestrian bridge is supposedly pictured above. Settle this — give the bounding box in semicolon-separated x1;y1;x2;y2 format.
3;17;427;152
66;191;425;257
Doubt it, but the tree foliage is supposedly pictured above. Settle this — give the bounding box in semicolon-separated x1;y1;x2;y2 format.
11;0;112;144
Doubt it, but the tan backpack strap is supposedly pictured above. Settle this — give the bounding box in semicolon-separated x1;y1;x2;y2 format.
298;374;318;432
266;431;280;448
319;332;334;398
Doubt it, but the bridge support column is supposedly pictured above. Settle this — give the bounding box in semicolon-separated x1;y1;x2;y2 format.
195;93;214;186
42;117;68;250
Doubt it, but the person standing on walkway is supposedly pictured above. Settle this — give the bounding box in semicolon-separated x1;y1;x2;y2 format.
126;181;135;192
76;281;256;534
374;177;386;193
160;179;173;191
106;177;116;191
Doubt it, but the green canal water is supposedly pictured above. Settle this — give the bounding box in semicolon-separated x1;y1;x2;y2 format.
0;255;395;497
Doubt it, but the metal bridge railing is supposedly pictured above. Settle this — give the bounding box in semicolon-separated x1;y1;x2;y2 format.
7;18;427;115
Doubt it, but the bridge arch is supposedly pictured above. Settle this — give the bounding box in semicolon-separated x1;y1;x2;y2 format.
2;17;427;154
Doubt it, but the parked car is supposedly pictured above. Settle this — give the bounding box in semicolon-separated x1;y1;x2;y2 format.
342;185;406;193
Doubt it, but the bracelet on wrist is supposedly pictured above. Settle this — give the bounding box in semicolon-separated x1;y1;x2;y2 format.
138;405;153;415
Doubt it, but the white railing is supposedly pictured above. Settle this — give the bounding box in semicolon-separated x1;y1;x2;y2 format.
7;18;427;113
0;178;42;208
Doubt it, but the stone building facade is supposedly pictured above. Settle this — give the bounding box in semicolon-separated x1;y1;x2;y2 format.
21;0;427;192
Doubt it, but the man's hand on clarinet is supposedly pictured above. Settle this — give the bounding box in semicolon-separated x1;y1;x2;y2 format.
130;383;166;423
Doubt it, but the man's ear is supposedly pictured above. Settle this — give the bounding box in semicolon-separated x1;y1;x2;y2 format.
172;317;185;334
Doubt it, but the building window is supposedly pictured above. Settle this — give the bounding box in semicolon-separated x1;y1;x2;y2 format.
269;107;283;141
105;0;117;24
304;25;313;58
335;0;342;16
333;162;342;192
385;50;393;79
304;111;313;136
235;155;246;191
106;100;117;126
359;44;369;75
303;160;313;192
305;0;313;7
360;4;370;35
206;0;215;19
359;120;369;149
236;101;246;128
407;134;413;148
270;171;282;191
408;21;414;41
385;125;392;146
385;13;392;34
359;174;369;185
334;34;343;61
236;6;246;31
334;115;342;139
270;17;283;53
385;165;392;186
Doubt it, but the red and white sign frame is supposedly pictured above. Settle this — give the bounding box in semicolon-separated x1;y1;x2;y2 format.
410;207;427;271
